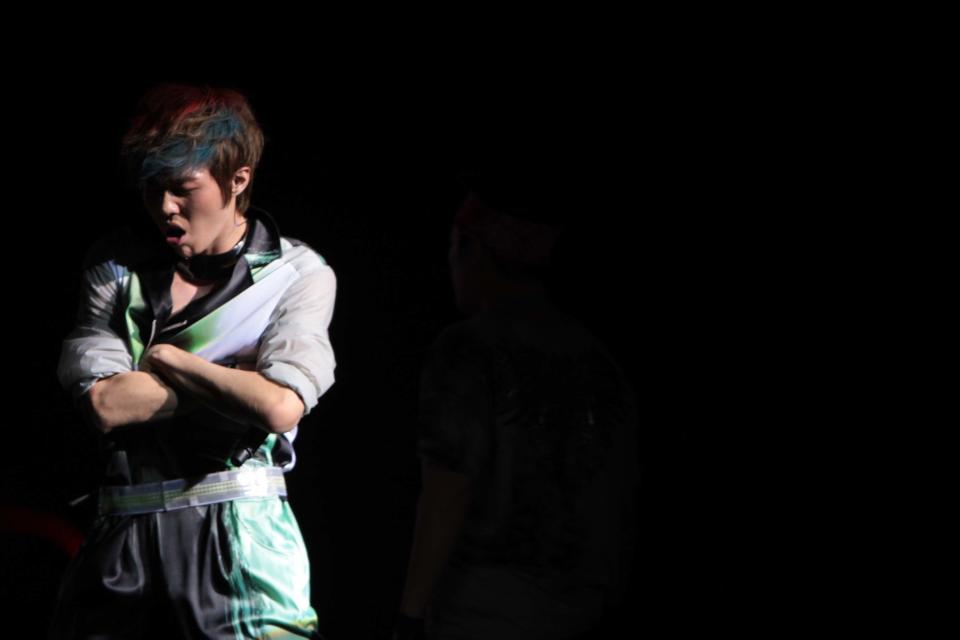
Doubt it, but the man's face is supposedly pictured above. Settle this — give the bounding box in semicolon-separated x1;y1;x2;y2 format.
142;167;236;260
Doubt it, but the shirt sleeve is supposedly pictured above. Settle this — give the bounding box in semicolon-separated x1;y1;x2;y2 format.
416;324;493;477
56;240;134;405
256;261;337;418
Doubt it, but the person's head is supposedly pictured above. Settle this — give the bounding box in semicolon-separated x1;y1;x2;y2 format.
120;83;265;259
449;173;566;315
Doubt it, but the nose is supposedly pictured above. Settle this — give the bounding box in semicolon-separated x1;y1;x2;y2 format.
161;190;180;216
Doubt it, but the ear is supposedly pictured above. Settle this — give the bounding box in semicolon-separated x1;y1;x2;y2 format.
231;166;252;197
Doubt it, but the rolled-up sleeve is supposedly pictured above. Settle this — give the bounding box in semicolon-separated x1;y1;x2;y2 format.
257;262;337;418
57;244;134;405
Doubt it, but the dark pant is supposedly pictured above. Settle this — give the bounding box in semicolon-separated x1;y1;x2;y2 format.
48;498;323;639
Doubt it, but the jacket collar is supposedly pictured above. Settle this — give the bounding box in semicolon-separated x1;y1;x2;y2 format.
126;206;284;341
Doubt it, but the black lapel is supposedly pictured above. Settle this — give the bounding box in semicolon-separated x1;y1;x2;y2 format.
124;206;283;344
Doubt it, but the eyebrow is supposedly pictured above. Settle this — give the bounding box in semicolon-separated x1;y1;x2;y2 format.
141;176;196;193
169;175;201;188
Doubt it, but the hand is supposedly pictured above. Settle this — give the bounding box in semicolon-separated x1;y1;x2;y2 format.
140;345;202;416
140;343;183;374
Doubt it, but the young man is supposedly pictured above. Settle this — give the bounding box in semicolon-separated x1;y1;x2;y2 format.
50;83;336;639
396;175;640;640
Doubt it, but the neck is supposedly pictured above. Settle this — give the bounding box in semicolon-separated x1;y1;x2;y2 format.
172;212;252;283
206;211;248;255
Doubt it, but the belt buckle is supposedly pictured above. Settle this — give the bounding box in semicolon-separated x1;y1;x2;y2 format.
235;466;269;498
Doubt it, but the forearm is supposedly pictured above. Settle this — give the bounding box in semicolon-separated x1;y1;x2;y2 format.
90;371;194;433
144;345;293;434
399;462;472;618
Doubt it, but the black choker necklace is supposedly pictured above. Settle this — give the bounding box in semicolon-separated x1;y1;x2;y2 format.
174;228;249;283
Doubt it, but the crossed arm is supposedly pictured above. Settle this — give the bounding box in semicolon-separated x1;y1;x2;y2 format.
88;343;304;435
66;244;336;438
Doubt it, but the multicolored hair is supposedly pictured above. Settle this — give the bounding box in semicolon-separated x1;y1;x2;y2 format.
120;83;265;214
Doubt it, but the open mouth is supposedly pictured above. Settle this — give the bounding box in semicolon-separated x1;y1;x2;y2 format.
165;227;186;245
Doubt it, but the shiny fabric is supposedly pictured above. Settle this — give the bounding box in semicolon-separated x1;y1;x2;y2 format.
49;492;322;639
174;230;248;284
52;207;336;638
57;207;336;456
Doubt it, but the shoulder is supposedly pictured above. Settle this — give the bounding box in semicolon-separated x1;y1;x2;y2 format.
271;236;337;310
84;223;168;268
81;228;122;267
279;235;335;279
80;226;151;283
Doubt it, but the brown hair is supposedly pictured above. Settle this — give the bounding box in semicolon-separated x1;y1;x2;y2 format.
120;83;265;214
